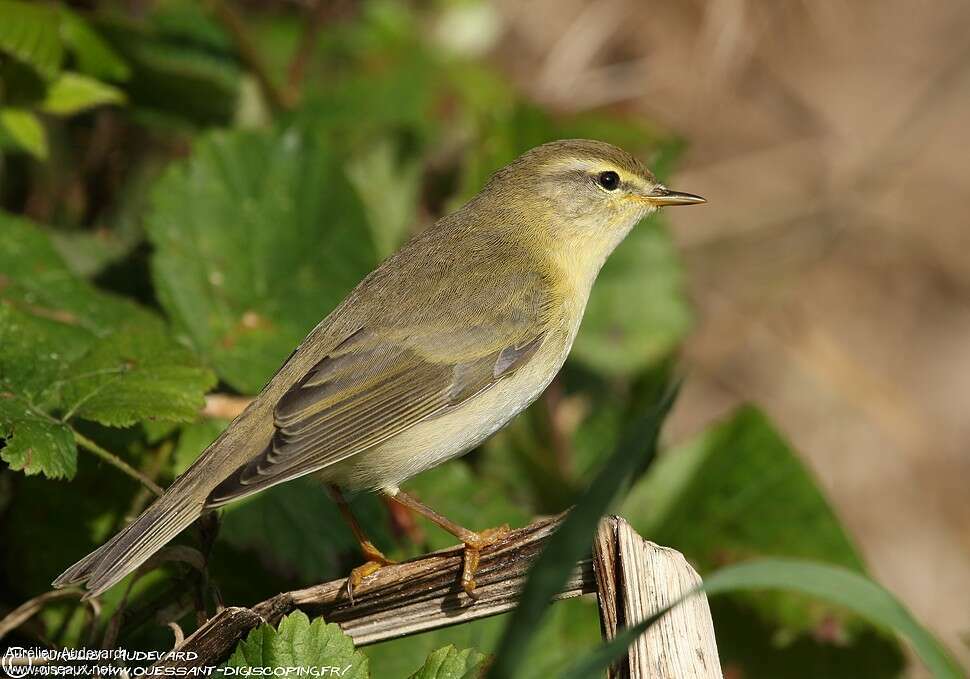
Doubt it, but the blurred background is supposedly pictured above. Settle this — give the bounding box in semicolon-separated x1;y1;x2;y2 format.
0;0;967;676
493;0;970;670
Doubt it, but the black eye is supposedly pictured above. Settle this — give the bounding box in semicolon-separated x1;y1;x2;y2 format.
597;171;620;191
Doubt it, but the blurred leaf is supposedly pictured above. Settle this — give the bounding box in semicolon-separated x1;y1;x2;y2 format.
571;218;691;375
407;645;485;679
171;418;227;475
40;71;125;115
367;595;600;679
404;460;530;552
0;0;62;80
94;13;241;128
0;391;75;479
59;9;130;82
226;611;368;678
0;108;47;158
623;406;871;633
346;138;423;258
709;596;904;679
0;214;216;478
219;477;392;584
487;385;677;678
562;559;957;679
702;560;961;678
147;124;375;393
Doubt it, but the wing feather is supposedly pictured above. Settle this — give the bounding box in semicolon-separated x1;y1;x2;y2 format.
206;328;545;506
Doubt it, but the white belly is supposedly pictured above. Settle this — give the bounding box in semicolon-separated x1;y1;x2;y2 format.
319;332;572;491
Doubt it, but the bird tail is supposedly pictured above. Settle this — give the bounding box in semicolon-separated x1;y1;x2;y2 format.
52;474;205;598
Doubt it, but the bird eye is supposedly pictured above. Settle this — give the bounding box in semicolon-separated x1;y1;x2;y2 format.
597;171;620;191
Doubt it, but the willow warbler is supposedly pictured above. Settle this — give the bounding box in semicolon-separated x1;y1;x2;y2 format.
55;139;704;598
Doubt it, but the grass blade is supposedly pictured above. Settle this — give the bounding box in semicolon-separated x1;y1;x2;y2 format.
485;383;679;679
561;558;965;679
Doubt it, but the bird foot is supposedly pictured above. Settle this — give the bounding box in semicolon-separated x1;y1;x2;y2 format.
460;524;510;598
345;542;395;604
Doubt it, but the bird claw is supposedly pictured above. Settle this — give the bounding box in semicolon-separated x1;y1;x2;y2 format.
344;545;395;605
460;524;510;597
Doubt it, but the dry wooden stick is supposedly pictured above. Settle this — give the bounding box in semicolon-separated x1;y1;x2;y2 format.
594;516;722;679
155;515;594;668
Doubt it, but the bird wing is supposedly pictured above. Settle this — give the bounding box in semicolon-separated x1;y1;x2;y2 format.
207;292;548;505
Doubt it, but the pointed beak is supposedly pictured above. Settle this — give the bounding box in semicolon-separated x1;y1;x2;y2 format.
644;185;706;207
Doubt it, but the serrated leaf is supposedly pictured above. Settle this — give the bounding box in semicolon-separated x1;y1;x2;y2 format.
226;611;368;678
59;318;215;427
59;10;130;82
0;394;75;479
41;71;125;115
408;645;485;679
0;213;216;479
0;0;63;80
147;125;375;393
0;108;48;158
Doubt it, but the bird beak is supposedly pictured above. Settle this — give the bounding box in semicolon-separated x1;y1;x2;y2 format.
643;185;706;207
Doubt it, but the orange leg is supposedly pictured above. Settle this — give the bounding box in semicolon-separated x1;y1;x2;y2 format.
382;488;509;597
329;486;394;602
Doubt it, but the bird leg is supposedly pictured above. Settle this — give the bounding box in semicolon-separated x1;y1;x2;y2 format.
382;487;510;597
329;486;394;602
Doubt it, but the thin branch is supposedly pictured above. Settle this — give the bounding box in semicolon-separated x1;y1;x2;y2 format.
73;430;163;497
153;515;594;668
208;0;293;111
201;393;253;420
285;0;330;102
0;589;83;640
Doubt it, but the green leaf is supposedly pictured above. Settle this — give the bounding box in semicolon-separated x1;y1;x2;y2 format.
0;393;75;479
147;124;375;393
622;406;869;633
0;213;216;478
404;460;530;553
562;559;963;679
346;138;422;258
93;13;241;128
59;318;215;427
219;477;391;584
59;10;130;82
408;645;485;679
0;108;48;158
486;384;677;679
0;0;62;80
226;611;368;678
40;72;125;116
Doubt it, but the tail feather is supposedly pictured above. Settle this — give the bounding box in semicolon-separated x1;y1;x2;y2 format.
53;486;203;598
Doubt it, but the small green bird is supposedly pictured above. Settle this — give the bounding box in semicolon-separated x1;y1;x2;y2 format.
54;139;704;599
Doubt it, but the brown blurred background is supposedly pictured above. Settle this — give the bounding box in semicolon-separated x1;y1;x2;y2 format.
490;0;970;670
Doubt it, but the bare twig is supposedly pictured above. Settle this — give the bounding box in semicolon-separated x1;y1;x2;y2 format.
73;430;163;497
0;589;83;640
154;515;594;668
208;0;292;111
285;0;330;102
201;394;253;420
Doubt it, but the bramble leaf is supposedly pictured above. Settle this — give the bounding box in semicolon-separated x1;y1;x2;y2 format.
0;214;216;479
226;611;368;678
